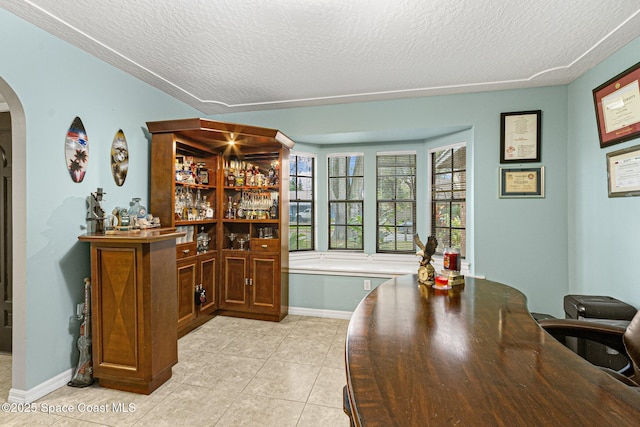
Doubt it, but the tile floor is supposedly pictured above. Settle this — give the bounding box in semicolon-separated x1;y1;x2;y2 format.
0;315;351;426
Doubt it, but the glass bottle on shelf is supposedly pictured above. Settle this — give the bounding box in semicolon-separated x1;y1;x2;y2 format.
205;202;214;219
270;195;278;219
268;165;275;186
197;226;210;254
129;197;147;218
226;196;234;219
227;167;235;187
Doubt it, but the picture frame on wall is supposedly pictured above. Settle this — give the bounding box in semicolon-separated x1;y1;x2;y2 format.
500;110;541;163
606;144;640;197
593;61;640;148
499;166;545;198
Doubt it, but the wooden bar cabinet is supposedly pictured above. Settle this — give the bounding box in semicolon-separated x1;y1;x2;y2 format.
147;118;294;335
78;228;184;394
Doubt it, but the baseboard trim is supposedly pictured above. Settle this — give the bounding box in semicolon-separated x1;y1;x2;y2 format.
8;368;73;403
288;306;352;320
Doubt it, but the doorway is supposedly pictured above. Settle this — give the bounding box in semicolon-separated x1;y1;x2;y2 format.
0;76;27;399
0;110;11;353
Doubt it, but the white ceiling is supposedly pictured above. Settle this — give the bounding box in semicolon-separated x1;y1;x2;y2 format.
2;0;640;117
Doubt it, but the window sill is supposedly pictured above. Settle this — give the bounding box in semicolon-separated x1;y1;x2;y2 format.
288;251;471;278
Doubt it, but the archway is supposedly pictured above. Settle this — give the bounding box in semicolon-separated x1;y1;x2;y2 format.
0;76;27;397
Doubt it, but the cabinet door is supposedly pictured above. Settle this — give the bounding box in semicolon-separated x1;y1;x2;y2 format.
250;253;280;313
220;253;248;309
198;252;217;313
92;246;142;377
176;257;197;330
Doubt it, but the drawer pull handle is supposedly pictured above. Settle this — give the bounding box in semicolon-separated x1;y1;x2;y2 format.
183;249;190;255
261;244;268;248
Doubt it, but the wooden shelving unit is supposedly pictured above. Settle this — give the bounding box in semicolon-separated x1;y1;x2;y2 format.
148;118;294;334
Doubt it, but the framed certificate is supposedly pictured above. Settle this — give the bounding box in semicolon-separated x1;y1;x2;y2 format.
499;166;544;198
500;110;541;163
593;61;640;148
606;144;640;197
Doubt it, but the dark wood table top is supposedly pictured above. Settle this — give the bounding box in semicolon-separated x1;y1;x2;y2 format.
345;275;640;426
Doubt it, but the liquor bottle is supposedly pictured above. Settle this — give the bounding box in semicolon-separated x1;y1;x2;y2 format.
270;196;278;219
197;226;209;254
227;168;235;187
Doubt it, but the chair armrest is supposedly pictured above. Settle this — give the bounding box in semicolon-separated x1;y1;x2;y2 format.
599;367;639;387
538;318;627;356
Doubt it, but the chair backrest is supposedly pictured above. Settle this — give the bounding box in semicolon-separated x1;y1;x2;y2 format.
623;310;640;379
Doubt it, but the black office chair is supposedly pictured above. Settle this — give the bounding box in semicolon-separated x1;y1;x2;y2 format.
539;310;640;387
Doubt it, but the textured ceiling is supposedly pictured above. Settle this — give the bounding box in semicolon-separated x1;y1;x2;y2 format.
2;1;640;115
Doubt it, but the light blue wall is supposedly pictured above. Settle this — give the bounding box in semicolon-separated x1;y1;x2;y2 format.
7;3;637;393
290;275;387;312
214;85;569;317
567;37;640;309
0;9;201;389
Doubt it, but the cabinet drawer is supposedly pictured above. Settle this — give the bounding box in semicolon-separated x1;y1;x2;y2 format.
250;239;279;252
177;242;197;259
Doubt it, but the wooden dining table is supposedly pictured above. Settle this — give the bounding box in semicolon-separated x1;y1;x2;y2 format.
344;275;640;426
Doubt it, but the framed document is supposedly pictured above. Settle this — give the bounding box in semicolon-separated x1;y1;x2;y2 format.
593;61;640;148
499;166;544;198
606;144;640;197
500;110;541;163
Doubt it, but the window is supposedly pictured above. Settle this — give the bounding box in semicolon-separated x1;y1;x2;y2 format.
376;153;416;253
328;154;364;250
431;144;466;256
289;154;315;251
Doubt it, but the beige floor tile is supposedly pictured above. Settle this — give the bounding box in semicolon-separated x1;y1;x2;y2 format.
243;360;320;402
298;403;351;427
215;395;304;427
323;339;346;370
1;315;350;427
280;314;303;324
270;337;332;366
219;331;285;359
181;353;265;392
336;319;351;334
172;349;212;378
334;327;348;344
0;405;62;426
178;327;238;354
300;316;345;325
288;319;340;342
308;366;346;409
0;353;11;401
133;384;237;426
201;315;262;332
242;318;300;338
37;378;179;426
51;416;109;426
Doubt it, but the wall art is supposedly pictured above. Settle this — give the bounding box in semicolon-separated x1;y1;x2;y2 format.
65;116;89;183
500;110;541;163
499;166;545;198
606;144;640;197
111;129;129;186
593;61;640;148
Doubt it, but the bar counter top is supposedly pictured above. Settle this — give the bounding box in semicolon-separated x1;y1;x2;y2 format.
78;227;184;244
345;275;640;426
